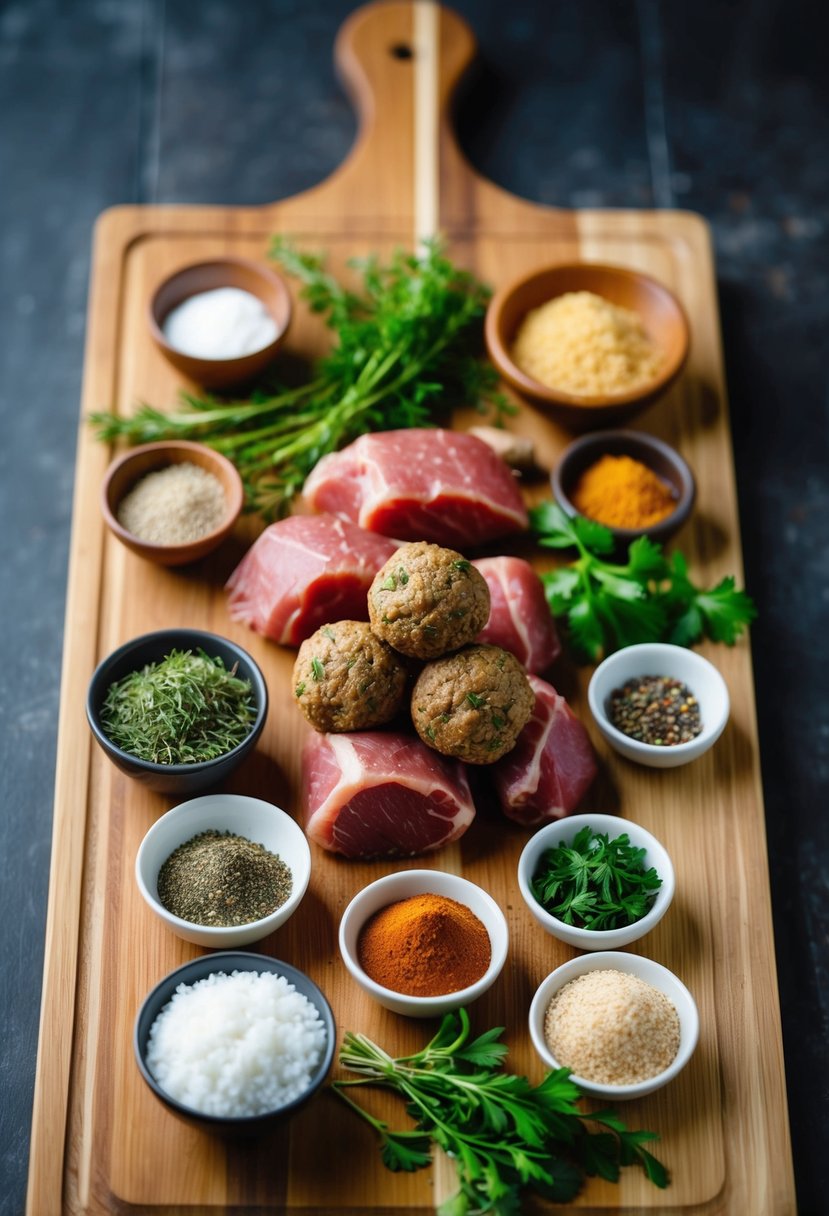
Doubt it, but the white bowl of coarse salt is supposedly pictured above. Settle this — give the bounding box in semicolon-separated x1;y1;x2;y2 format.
134;952;335;1132
529;952;699;1100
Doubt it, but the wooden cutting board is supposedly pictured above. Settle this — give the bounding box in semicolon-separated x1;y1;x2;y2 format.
27;3;795;1213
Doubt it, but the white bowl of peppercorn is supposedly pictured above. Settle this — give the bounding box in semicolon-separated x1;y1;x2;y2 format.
136;794;312;947
587;642;730;769
338;870;509;1017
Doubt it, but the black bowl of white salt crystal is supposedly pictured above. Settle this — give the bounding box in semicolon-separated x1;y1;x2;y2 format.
86;628;268;795
134;952;335;1135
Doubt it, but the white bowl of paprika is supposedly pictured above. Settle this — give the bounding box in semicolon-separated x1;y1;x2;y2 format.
338;870;509;1017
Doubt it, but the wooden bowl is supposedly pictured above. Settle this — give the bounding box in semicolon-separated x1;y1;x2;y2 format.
485;262;690;430
149;257;292;389
101;440;244;566
552;429;696;548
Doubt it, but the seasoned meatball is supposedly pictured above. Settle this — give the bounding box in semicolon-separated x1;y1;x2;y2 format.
293;621;407;733
368;542;490;660
411;644;534;763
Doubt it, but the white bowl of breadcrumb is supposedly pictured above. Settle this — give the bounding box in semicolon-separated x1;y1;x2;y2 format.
529;951;699;1100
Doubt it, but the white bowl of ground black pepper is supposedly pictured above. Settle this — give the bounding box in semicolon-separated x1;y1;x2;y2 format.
136;794;311;948
587;642;730;769
529;952;699;1100
101;440;244;566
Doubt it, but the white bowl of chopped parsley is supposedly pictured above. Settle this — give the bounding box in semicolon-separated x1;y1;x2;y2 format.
587;642;730;769
518;813;675;950
136;794;311;948
86;628;268;794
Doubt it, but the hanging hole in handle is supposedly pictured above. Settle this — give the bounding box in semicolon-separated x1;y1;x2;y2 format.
390;43;414;60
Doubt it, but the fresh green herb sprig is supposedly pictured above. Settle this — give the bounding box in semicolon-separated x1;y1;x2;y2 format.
530;502;756;661
89;240;512;518
100;648;254;764
335;1008;667;1214
532;825;662;931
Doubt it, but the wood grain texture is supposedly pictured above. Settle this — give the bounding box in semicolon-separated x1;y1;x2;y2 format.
27;3;795;1213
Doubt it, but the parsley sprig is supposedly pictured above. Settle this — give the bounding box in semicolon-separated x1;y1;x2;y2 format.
335;1008;668;1213
530;502;756;661
531;825;662;931
90;240;511;518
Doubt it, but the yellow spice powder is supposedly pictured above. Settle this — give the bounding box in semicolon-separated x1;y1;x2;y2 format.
510;290;663;397
571;454;676;529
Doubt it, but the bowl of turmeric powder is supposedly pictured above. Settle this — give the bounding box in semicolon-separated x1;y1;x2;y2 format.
338;870;509;1017
552;429;696;547
484;263;689;429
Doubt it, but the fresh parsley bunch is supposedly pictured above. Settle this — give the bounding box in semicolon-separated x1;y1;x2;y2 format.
90;240;510;518
532;825;662;931
335;1008;667;1214
530;502;756;661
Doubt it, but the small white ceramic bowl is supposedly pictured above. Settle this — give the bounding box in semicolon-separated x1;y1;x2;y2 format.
136;794;311;948
339;869;509;1017
587;642;730;769
529;951;699;1100
517;813;674;950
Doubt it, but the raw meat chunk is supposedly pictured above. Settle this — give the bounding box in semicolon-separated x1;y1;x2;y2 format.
301;731;475;858
473;556;561;674
302;429;528;547
492;675;597;825
226;514;395;645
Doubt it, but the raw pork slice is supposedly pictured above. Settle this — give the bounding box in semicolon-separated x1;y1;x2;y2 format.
473;556;561;674
302;731;475;858
302;429;528;547
226;514;396;645
493;675;597;826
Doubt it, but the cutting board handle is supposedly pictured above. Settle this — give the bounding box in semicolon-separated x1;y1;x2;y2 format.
330;1;477;236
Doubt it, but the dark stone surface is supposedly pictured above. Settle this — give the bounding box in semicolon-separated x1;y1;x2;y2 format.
1;2;826;1213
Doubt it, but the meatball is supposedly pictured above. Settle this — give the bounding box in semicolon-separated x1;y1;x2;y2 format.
293;621;407;733
411;644;535;763
368;541;490;660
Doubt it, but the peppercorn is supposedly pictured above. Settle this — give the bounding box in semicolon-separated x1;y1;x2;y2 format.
608;674;702;746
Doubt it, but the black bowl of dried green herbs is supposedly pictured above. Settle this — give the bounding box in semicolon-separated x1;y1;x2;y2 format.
86;629;268;794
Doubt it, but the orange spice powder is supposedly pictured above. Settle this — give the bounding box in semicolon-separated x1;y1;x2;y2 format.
357;893;491;997
571;454;676;529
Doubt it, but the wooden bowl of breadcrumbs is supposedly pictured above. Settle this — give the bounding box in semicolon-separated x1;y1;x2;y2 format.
485;263;690;430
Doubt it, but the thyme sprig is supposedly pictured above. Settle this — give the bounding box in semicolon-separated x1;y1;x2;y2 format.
99;648;254;764
334;1008;668;1214
531;825;662;931
89;240;512;518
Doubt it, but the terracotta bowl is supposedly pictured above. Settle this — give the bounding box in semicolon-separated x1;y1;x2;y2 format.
101;439;244;566
149;257;292;389
552;428;696;548
485;262;690;430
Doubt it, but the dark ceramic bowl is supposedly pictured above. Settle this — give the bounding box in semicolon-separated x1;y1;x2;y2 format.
101;440;244;567
485;262;689;430
552;429;696;548
149;257;292;390
86;628;268;795
134;952;336;1135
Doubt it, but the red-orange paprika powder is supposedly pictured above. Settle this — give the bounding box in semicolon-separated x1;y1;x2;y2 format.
357;892;491;997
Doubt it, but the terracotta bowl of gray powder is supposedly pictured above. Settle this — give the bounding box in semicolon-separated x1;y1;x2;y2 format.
101;439;244;566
